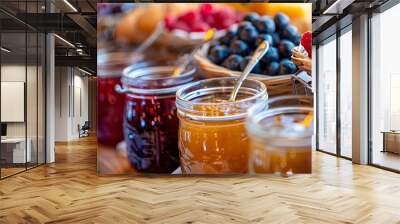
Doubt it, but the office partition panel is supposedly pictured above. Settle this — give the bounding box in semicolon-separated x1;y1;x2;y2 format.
370;3;400;172
339;27;353;159
0;31;28;178
0;0;47;179
317;35;337;155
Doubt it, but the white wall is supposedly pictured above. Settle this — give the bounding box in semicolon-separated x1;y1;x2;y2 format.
1;65;35;138
54;67;89;141
1;64;46;163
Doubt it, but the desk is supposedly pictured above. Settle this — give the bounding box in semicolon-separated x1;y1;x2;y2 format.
1;138;31;163
382;131;400;154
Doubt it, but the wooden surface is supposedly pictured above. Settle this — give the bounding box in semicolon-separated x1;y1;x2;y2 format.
1;135;400;223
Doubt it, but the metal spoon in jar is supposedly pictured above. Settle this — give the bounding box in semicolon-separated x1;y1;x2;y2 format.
229;40;269;101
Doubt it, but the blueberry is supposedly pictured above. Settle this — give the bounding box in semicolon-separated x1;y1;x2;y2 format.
230;40;249;56
261;47;279;64
220;29;237;46
280;25;300;44
264;61;280;76
272;33;280;46
208;45;230;65
278;39;295;58
244;12;260;25
292;34;301;45
222;54;243;71
238;26;258;45
255;16;276;34
239;56;262;74
208;41;221;53
237;21;253;34
255;34;273;47
279;59;297;75
274;13;290;30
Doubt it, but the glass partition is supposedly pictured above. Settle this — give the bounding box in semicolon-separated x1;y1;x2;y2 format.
0;1;46;179
339;27;352;158
370;3;400;171
1;30;28;178
317;35;337;155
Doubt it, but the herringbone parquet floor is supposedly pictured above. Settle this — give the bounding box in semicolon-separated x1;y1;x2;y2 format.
1;135;400;224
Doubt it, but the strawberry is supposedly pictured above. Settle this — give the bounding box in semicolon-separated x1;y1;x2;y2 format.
301;31;312;58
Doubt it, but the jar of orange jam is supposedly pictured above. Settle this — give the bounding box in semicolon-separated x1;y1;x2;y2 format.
176;77;268;174
247;95;313;176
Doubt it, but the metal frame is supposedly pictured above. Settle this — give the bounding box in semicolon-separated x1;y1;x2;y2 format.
336;18;341;157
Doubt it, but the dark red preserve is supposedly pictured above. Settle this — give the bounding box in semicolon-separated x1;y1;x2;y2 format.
97;63;126;146
120;66;196;173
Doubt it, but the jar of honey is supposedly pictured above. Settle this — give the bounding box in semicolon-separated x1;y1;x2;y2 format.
247;95;313;176
176;77;268;174
120;65;196;173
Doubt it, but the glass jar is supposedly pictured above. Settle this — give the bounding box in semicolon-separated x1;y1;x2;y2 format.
120;65;196;173
97;51;147;146
176;77;268;174
247;95;313;176
97;52;131;146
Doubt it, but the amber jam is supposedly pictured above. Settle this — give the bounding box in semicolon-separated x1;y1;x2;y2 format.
176;77;268;174
120;66;195;173
247;96;313;176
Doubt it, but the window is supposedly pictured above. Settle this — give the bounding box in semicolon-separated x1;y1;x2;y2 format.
339;27;352;158
370;3;400;171
317;36;337;154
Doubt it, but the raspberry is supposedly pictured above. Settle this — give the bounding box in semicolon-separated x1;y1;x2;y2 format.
180;11;199;24
164;15;175;31
200;3;213;18
192;22;210;32
301;31;312;58
173;21;190;32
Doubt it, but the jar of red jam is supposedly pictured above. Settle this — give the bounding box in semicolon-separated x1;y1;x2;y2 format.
97;52;132;146
119;65;196;173
97;60;125;145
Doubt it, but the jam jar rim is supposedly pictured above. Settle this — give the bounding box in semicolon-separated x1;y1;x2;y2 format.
98;61;152;78
246;104;313;140
176;77;268;121
267;95;313;108
121;65;196;95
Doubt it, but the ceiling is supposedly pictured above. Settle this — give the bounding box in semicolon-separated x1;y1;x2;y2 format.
0;0;97;74
310;0;391;43
1;0;396;74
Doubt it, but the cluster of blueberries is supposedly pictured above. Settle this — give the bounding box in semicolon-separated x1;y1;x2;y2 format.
207;12;299;76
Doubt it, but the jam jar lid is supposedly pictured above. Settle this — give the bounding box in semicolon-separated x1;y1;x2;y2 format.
120;65;196;95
